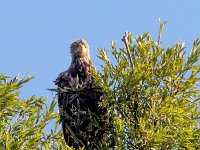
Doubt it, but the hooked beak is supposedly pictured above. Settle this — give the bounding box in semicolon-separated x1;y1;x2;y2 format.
80;45;86;53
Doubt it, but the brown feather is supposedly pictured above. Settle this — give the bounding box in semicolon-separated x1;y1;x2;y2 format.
55;39;109;149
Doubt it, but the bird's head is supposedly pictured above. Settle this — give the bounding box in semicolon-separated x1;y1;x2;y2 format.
70;39;90;60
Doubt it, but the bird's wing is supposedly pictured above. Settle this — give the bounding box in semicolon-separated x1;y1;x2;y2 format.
54;70;71;108
54;70;68;86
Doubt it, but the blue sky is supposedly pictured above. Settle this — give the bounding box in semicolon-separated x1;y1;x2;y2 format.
0;1;199;102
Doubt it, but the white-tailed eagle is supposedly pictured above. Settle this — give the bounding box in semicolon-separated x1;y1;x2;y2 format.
54;39;109;149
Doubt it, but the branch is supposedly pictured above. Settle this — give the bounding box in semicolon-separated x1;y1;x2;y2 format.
122;32;134;69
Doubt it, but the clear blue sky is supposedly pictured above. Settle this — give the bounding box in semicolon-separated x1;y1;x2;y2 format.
0;1;199;101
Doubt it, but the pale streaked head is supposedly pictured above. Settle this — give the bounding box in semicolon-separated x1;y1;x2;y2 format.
70;39;90;59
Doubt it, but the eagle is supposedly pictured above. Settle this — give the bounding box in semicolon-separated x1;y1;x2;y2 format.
54;39;109;149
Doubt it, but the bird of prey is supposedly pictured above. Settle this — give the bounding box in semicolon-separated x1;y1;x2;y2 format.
54;39;109;149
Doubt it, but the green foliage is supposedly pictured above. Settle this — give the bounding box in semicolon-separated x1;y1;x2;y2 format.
0;74;68;150
95;22;200;149
1;23;200;150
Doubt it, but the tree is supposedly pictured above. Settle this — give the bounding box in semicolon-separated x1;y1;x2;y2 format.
0;74;68;150
94;22;200;149
1;22;199;150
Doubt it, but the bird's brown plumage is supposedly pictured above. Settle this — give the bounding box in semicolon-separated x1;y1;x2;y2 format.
55;39;109;149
